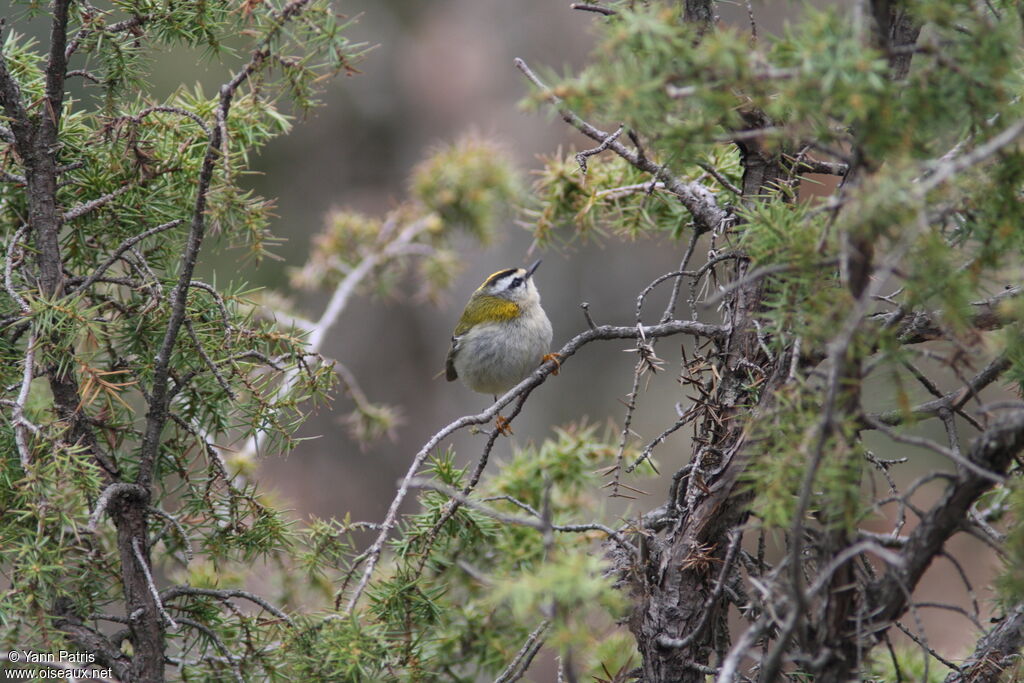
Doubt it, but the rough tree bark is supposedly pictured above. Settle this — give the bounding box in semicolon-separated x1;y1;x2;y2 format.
682;0;715;35
626;116;793;682
0;4;170;679
0;3;318;679
626;4;927;682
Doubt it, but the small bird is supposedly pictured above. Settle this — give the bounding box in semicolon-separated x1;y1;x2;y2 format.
446;260;555;431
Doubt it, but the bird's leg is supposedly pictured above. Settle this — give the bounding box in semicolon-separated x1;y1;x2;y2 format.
541;353;562;375
493;395;513;436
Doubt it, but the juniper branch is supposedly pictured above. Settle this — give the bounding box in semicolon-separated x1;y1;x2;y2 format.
514;57;727;234
343;317;726;613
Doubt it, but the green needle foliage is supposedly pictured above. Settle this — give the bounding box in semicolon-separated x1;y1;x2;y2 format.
512;1;1024;680
263;424;638;681
6;0;1024;681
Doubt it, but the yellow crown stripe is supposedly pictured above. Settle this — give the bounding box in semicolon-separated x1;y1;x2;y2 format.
479;268;519;289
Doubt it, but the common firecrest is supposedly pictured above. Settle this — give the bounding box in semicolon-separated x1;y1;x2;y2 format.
445;260;554;398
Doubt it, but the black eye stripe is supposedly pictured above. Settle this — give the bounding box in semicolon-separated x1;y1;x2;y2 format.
510;277;523;289
484;268;519;287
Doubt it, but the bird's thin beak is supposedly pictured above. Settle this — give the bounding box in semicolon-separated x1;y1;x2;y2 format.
526;259;542;278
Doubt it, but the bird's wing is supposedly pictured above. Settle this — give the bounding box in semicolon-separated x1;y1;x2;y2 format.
445;336;460;382
446;306;480;382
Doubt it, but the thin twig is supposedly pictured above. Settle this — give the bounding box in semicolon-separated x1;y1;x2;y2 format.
869;355;1010;427
864;415;1006;483
575;124;623;173
627;406;696;474
11;332;38;469
132;538;177;628
174;617;244;683
921;117;1024;191
69;219;182;295
495;621;550;683
184;319;236;399
148;506;194;563
344;317;725;613
133;105;212;136
697;162;742;195
411;394;531;578
236;213;436;462
65;69;101;84
161;586;293;627
610;355;645;495
4;225;31;314
514;57;726;234
580;302;597;330
570;3;617;16
63;183;134;221
406;478;636;551
702;258;839;307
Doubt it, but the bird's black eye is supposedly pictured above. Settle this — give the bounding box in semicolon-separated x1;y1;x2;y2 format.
510;277;523;289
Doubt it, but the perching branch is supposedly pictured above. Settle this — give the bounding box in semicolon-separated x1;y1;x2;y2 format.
343;316;727;613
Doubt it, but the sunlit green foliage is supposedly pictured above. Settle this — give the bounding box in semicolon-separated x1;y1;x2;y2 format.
0;0;367;679
526;145;740;245
411;136;521;242
6;0;1024;679
866;646;955;683
279;424;642;680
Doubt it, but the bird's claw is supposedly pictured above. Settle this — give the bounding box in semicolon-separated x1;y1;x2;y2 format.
495;414;513;436
542;353;562;376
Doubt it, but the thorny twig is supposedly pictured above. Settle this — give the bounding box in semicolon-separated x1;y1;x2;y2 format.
406;478;636;552
343;317;725;613
575;124;624;173
514;57;727;234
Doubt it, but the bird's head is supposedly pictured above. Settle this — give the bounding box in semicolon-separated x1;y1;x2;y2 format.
473;259;543;306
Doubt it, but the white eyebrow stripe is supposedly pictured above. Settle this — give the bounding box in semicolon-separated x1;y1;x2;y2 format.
489;270;524;292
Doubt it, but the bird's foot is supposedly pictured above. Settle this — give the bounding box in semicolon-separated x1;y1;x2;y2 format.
495;414;514;436
541;353;562;375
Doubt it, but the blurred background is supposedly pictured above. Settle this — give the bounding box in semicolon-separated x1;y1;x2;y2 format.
223;0;1001;659
7;0;1004;664
251;0;836;528
242;0;1002;660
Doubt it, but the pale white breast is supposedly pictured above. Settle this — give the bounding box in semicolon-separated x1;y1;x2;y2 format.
453;306;552;396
